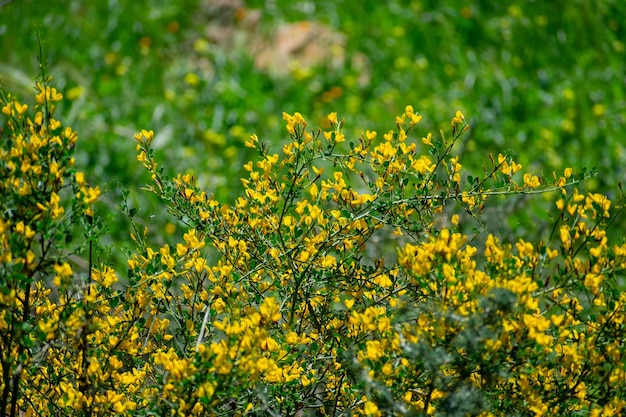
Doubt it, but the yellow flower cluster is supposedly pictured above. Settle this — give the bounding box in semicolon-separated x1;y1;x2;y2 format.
2;79;624;417
129;108;625;416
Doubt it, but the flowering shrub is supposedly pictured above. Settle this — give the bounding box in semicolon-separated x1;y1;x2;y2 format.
1;74;626;416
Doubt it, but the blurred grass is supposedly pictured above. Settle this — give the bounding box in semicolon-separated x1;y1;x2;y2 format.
1;0;625;270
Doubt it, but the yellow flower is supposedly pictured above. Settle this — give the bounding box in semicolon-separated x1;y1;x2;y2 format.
365;340;383;360
83;186;101;204
197;381;215;399
259;297;281;323
283;112;306;135
1;102;12;116
93;267;118;287
245;133;258;149
421;132;433;146
451;110;465;125
364;401;381;417
327;112;338;125
551;314;564;327
53;262;73;286
523;173;541;188
450;156;462;183
564;167;573;178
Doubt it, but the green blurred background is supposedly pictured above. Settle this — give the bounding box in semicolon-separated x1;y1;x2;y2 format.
2;0;625;269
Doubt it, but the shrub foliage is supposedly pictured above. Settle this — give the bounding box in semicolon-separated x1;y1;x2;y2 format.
1;75;626;416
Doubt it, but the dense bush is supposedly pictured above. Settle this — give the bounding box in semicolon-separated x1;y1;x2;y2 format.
2;74;625;416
